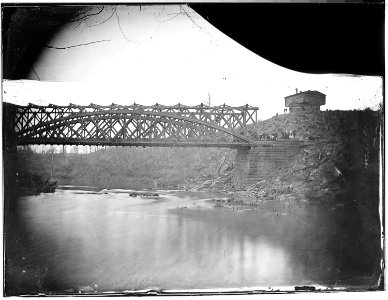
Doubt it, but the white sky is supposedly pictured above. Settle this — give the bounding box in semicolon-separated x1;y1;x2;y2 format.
2;5;383;120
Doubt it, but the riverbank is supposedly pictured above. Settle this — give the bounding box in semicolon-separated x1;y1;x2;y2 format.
191;110;381;211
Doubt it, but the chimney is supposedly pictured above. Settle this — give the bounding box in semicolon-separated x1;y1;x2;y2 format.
295;88;298;94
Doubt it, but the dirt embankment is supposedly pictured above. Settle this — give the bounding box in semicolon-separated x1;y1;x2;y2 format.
193;110;382;213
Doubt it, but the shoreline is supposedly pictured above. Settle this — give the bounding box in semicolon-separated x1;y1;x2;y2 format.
15;183;372;217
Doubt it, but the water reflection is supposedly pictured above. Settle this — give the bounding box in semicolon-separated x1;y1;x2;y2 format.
5;188;376;294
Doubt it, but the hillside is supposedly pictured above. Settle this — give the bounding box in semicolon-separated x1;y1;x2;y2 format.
248;109;379;141
198;110;381;207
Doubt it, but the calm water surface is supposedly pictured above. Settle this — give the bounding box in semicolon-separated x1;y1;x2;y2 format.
5;187;374;293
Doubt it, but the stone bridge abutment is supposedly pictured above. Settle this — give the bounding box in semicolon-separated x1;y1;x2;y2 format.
232;140;303;188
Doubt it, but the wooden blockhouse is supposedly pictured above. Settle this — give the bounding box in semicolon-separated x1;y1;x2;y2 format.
285;90;326;113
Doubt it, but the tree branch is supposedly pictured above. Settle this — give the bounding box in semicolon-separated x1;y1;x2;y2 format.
115;10;130;41
70;6;105;22
180;5;218;42
180;5;203;31
161;10;182;23
45;39;110;50
88;6;116;27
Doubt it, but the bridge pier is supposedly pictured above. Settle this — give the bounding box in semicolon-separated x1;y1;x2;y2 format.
232;140;303;189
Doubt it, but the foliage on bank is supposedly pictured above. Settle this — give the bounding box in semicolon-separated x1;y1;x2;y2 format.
16;146;236;189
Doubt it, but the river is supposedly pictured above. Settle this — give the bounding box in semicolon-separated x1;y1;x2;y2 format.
4;187;381;294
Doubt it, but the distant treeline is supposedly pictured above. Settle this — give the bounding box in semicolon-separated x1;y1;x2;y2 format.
16;146;236;189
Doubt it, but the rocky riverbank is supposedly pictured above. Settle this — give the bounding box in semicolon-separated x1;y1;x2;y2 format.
188;139;346;213
190;110;381;216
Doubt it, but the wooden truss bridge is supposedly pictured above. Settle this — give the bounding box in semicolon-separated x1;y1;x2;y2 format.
3;102;259;148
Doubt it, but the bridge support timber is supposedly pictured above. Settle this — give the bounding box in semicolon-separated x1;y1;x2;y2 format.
232;140;303;188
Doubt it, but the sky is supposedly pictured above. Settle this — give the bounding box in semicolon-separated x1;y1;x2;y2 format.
3;4;383;120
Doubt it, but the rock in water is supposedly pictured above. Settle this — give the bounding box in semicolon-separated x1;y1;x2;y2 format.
78;286;94;293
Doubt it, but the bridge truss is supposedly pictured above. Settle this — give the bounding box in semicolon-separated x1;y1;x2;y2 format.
4;103;259;148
